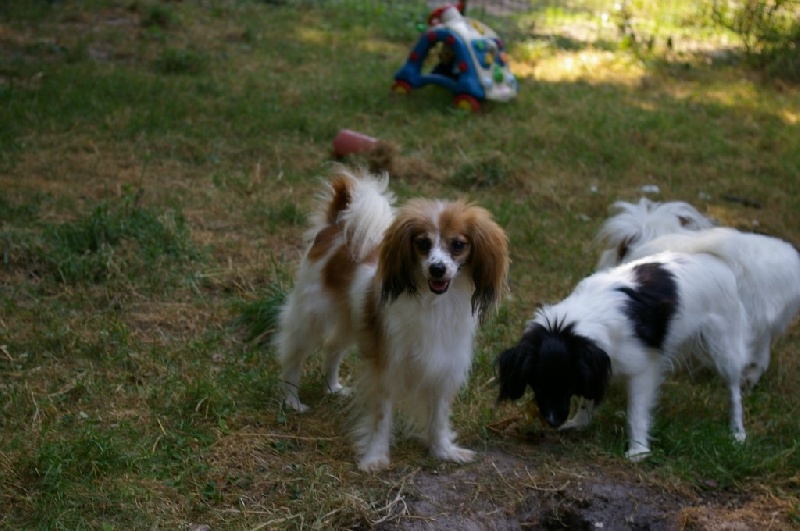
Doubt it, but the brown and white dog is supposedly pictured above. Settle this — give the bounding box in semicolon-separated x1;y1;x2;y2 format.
275;167;509;471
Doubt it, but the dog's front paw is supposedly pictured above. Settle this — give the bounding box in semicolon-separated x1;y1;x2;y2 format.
558;403;593;431
733;430;747;444
327;384;352;396
559;417;590;431
358;453;390;472
625;447;651;462
431;444;475;464
283;398;310;413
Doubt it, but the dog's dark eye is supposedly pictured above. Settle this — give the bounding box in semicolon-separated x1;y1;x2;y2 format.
450;239;467;255
415;237;432;253
617;236;636;262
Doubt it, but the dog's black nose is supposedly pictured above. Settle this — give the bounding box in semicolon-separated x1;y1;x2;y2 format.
429;263;446;279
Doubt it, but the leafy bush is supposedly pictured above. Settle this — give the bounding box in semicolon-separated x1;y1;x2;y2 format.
713;0;800;81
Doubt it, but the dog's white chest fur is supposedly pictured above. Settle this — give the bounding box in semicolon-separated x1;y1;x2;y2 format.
384;277;478;388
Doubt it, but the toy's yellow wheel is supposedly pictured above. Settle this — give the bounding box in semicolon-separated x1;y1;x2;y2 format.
454;94;480;113
391;80;412;95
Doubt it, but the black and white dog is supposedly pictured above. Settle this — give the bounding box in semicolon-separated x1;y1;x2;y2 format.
496;251;749;460
596;198;800;388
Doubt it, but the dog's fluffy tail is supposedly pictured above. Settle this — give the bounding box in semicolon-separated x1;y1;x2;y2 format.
595;198;715;269
306;166;395;262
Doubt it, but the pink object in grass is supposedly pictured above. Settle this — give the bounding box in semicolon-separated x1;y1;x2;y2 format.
332;129;378;158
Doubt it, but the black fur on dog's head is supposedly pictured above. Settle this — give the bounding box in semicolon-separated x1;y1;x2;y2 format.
495;321;612;428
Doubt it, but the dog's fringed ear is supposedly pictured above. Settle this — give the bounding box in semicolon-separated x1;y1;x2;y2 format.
378;213;420;303
574;341;612;404
495;344;534;402
465;205;510;318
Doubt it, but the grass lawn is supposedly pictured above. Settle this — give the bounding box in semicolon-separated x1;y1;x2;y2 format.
1;0;799;528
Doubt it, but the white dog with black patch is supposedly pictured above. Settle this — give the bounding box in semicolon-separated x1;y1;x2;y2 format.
596;198;800;388
496;251;749;460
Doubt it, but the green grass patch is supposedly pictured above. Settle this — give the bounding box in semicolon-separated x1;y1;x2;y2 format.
235;281;288;345
155;47;209;75
24;195;198;284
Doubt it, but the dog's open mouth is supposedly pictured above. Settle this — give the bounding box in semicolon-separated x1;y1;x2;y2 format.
428;280;450;294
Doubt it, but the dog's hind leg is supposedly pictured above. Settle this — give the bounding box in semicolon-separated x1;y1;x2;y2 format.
278;337;314;413
742;333;771;389
720;349;747;443
724;343;747;443
728;383;746;443
322;334;353;397
276;305;320;412
708;314;748;443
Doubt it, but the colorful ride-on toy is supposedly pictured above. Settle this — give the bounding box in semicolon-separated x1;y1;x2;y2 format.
392;2;518;112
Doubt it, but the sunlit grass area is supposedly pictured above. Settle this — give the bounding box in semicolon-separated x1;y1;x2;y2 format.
1;0;799;528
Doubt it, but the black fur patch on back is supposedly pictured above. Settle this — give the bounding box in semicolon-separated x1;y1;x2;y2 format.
616;261;678;350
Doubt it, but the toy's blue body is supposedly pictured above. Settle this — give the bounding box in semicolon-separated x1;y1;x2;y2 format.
392;5;518;112
395;28;487;100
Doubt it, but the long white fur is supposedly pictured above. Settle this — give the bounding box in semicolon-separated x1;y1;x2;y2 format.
627;227;800;387
305;172;395;261
275;168;506;472
541;252;749;460
595;198;716;270
276;171;394;413
352;257;479;470
596;198;800;388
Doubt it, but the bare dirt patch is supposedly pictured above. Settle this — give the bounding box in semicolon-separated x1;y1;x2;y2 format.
374;448;783;530
203;408;794;530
